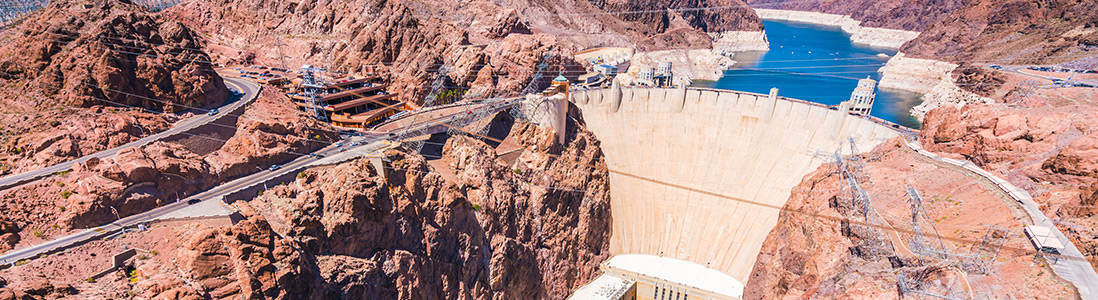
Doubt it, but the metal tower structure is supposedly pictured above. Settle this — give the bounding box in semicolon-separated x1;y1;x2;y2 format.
452;50;557;140
512;50;555;120
397;47;458;153
833;147;894;258
904;185;1003;274
300;65;329;122
906;186;948;256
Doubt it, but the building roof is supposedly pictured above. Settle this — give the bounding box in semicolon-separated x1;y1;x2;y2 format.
554;75;568;82
604;254;743;298
568;274;634;300
1026;226;1065;250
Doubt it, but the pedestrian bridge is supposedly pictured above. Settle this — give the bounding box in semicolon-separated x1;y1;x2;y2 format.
568;85;901;286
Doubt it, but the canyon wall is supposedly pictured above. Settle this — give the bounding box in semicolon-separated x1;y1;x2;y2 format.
163;0;766;103
571;86;899;282
749;0;1098;66
753;9;919;49
744;140;1076;299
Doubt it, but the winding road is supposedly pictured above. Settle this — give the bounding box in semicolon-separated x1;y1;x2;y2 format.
0;95;519;267
0;78;262;191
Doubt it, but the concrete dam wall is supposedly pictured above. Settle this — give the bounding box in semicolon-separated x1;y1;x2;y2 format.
569;86;900;283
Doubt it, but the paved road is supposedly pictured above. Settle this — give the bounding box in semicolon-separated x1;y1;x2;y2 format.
0;96;520;267
904;139;1098;298
0;78;261;191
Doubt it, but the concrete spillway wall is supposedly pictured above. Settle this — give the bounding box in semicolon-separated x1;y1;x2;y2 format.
570;86;899;283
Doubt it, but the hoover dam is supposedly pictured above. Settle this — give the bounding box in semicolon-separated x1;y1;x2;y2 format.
566;85;901;298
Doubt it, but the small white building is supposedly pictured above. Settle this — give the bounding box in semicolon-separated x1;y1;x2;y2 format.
570;254;744;300
847;76;876;115
638;67;656;86
1025;225;1065;255
657;62;673;76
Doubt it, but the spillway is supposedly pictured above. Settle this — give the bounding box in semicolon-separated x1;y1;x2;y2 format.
569;86;900;285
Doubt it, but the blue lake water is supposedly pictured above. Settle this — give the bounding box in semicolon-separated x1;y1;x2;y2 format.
693;20;923;128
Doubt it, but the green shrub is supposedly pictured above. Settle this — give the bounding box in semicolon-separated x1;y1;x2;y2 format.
60;190;72;199
32;230;42;238
150;250;159;256
55;182;64;187
58;206;65;212
86;277;95;283
297;171;306;179
472;204;482;211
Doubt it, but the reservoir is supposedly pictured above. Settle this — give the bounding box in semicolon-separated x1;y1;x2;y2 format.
695;20;923;128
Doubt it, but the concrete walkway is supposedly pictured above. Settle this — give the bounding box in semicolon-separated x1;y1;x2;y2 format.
904;139;1098;298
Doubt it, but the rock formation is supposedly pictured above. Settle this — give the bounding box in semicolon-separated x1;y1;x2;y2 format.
0;0;231;175
98;114;613;299
161;0;763;103
749;0;1098;65
746;139;1076;299
0;0;227;112
920;101;1098;267
0;88;335;249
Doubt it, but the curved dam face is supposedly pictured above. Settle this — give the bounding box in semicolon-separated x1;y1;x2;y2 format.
570;86;899;283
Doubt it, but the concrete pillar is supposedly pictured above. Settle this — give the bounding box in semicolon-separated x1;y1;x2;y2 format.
829;105;850;141
838;101;853;114
673;81;688;112
609;79;622;113
762;87;778;121
368;156;388;180
555;93;568;144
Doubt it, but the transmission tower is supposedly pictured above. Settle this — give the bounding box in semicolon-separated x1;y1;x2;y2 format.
396;46;461;153
833;148;894;258
512;50;555;120
300;65;329;122
907;186;948;257
1008;80;1040;105
904;186;1000;275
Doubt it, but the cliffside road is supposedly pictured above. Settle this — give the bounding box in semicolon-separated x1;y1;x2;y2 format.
0;96;519;268
0;78;261;191
904;139;1098;298
0;139;384;267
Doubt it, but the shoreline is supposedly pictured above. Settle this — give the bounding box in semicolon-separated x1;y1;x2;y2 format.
753;9;920;50
618;31;769;83
877;53;993;121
